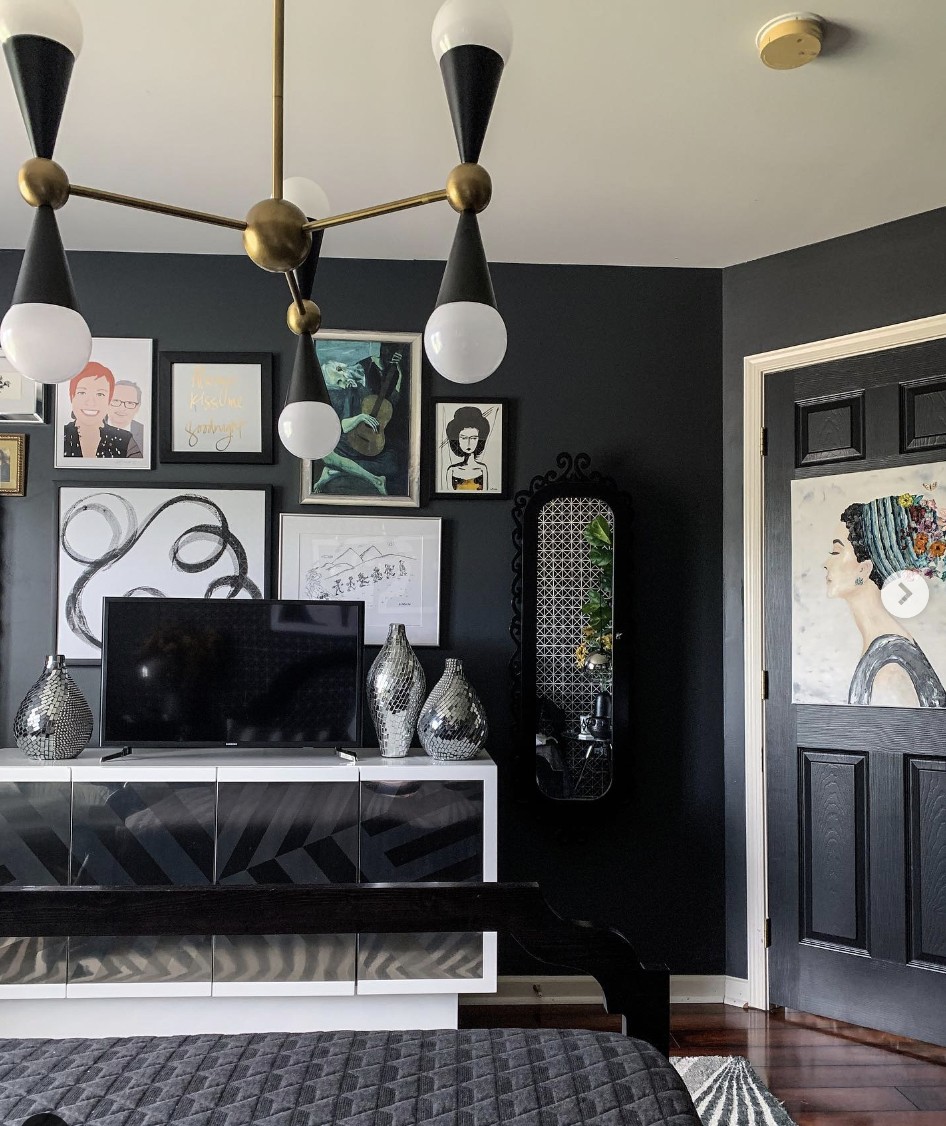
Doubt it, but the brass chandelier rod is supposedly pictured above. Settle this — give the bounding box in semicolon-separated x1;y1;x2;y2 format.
67;183;248;232
272;0;285;200
303;189;449;232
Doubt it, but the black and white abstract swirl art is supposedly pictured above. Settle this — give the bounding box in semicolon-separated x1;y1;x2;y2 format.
56;487;267;661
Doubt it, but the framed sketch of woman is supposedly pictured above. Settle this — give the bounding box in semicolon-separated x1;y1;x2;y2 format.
433;399;510;498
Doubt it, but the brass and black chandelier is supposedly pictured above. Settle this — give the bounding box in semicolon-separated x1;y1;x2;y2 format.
0;0;512;459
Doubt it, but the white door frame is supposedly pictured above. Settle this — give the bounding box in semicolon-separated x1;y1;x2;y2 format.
741;311;946;1011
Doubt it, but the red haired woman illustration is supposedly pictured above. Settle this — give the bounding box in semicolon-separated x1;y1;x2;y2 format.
63;362;142;459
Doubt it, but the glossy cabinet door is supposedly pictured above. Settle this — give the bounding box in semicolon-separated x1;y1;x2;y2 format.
213;779;359;994
357;779;487;991
0;777;71;994
69;778;216;994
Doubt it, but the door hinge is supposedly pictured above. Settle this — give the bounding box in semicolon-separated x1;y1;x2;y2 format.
761;426;768;457
764;918;772;948
761;670;769;700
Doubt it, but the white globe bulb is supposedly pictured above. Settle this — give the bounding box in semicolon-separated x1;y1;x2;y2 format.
431;0;513;64
424;301;507;384
283;176;330;221
278;400;341;460
0;0;83;56
0;302;91;384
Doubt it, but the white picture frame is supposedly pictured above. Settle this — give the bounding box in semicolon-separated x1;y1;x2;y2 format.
279;514;441;646
433;399;509;497
57;486;269;663
0;349;46;423
54;338;153;469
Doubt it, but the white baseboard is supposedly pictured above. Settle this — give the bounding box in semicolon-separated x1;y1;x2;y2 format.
463;975;751;1007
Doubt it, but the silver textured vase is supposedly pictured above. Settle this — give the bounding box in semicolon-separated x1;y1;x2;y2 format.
367;623;426;758
14;654;93;761
418;658;488;761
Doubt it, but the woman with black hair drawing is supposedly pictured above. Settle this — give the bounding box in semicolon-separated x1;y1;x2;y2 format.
443;405;491;492
824;491;946;707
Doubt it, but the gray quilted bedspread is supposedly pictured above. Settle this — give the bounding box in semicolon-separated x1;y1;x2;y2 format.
0;1029;701;1125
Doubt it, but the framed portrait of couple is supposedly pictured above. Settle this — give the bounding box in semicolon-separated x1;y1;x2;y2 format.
53;338;154;469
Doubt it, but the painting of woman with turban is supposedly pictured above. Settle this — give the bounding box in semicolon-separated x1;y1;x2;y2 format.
792;464;946;708
434;399;508;497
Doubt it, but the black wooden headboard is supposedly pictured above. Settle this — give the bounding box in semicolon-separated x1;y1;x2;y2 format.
0;881;670;1056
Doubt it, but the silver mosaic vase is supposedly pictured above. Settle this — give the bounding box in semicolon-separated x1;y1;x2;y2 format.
367;623;426;758
14;654;93;761
417;658;488;761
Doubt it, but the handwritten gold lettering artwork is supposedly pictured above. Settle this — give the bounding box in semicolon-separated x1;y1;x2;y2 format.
171;362;262;455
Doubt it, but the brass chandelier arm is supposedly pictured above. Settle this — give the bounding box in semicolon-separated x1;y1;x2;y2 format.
68;184;248;232
303;189;449;232
272;0;285;199
285;270;306;316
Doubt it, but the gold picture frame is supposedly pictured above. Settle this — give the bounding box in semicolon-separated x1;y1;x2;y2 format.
0;433;26;496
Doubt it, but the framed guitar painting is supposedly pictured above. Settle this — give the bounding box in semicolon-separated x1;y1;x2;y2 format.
299;329;422;507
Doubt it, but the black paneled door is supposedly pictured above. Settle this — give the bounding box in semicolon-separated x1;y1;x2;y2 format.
765;339;946;1045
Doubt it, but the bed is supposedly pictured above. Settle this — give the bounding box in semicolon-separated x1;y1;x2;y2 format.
0;883;701;1126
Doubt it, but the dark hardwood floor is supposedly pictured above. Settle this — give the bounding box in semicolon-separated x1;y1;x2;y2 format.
458;1003;946;1125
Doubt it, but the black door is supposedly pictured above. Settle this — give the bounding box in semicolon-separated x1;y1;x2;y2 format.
765;337;946;1045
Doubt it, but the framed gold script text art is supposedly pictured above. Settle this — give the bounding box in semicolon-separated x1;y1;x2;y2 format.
159;352;274;464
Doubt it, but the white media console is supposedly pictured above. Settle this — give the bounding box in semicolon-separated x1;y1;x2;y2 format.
0;746;497;1035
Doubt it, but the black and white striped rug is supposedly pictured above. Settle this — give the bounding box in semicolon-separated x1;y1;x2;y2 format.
673;1056;797;1125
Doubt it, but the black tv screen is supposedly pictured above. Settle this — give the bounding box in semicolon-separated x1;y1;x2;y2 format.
100;598;364;748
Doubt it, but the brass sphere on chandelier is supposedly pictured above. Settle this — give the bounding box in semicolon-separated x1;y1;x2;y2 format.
446;163;492;214
287;298;322;336
242;198;311;273
18;158;70;210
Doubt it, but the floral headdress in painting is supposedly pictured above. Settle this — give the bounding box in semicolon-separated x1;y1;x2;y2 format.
841;491;946;586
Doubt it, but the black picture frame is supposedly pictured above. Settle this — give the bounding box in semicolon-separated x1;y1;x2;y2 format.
431;397;512;499
159;352;274;464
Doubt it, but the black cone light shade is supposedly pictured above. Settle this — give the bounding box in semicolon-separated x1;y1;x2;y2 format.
286;333;330;410
0;1;90;384
294;228;324;302
14;204;78;308
439;44;504;164
437;211;496;308
277;334;341;461
0;203;91;384
3;34;74;158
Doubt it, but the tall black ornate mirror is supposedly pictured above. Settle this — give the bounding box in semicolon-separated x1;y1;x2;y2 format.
511;453;630;802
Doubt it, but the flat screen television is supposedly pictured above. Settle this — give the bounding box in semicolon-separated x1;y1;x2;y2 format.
100;598;364;748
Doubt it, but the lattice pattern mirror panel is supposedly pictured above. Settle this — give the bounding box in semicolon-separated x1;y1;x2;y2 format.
535;496;614;733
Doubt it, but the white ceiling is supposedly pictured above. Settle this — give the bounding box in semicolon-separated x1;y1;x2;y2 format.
0;0;944;269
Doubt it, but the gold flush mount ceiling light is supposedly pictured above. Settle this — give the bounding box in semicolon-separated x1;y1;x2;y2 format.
756;12;825;70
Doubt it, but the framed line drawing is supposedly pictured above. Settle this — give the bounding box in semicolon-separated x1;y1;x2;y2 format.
0;433;26;496
0;350;46;423
279;513;441;646
432;398;510;498
56;486;269;663
300;329;422;507
53;338;154;469
159;352;274;464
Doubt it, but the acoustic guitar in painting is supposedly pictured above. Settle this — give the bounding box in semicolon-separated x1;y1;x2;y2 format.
347;354;401;458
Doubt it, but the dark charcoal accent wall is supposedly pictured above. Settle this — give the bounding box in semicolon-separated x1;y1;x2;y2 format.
722;206;946;977
0;249;723;974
